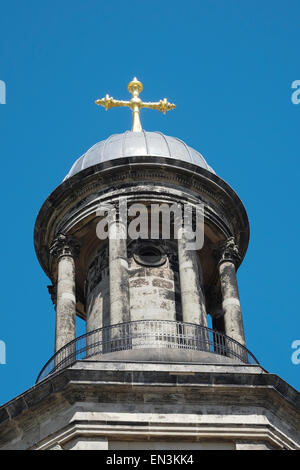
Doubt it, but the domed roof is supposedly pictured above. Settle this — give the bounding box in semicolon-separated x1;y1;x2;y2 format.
64;131;215;180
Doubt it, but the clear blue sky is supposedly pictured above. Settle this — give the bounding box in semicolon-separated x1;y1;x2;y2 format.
0;0;299;404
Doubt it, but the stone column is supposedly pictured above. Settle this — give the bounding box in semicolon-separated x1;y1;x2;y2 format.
214;237;246;347
50;234;80;353
108;208;130;330
105;210;131;352
176;207;207;327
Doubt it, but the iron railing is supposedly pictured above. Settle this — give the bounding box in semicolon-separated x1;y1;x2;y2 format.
36;320;259;383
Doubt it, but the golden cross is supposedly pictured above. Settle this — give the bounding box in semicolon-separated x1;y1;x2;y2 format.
95;77;176;132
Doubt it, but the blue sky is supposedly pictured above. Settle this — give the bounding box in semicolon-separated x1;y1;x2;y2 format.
0;0;299;404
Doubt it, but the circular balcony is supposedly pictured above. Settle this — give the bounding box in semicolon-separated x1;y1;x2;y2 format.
36;320;259;383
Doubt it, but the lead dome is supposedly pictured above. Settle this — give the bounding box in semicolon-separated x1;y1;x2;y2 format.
64;130;215;180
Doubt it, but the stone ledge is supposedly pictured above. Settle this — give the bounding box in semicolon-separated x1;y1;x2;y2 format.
0;361;299;427
0;361;299;450
33;421;292;450
70;360;265;373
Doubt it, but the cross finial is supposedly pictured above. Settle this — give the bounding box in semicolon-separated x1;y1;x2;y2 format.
95;77;176;132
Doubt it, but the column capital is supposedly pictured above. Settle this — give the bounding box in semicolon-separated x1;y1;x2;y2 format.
172;203;183;228
103;200;128;227
213;236;241;267
50;233;81;260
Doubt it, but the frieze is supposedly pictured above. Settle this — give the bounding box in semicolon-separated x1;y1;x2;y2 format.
57;191;233;244
67;174;232;220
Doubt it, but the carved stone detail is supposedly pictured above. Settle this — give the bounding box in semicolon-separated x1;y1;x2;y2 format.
50;233;81;260
213;236;241;267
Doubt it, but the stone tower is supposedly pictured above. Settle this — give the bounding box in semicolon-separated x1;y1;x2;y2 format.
0;79;299;450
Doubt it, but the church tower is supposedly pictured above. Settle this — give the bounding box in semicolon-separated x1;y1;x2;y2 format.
0;79;299;450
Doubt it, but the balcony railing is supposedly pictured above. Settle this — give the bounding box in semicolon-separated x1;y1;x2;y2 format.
36;320;259;383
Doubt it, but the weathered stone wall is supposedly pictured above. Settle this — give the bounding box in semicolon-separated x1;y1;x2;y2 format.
85;240;183;329
128;241;182;322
